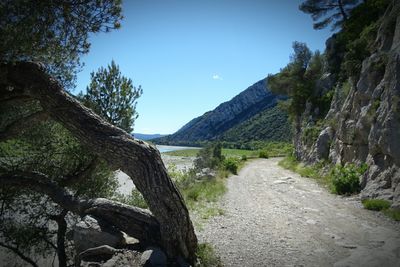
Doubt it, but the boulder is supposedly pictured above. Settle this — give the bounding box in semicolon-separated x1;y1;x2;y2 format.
315;127;333;161
73;215;125;254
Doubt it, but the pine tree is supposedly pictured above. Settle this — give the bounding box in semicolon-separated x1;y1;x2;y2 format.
83;60;143;133
299;0;360;30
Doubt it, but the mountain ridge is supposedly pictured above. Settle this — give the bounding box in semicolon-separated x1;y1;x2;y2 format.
155;78;290;145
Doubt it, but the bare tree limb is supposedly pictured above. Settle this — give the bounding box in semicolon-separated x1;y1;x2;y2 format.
0;241;39;267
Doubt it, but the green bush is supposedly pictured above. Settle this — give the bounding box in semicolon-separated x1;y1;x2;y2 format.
194;143;224;170
113;189;148;209
223;158;238;175
259;150;269;158
362;199;391;211
330;164;367;195
241;155;247;161
302;125;323;146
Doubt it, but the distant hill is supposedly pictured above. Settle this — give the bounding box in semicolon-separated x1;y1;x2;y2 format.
154;78;291;145
219;105;291;142
133;133;167;140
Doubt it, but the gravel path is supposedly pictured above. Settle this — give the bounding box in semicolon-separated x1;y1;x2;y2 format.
197;158;400;267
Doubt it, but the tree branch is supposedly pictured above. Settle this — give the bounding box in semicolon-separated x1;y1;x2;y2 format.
0;172;161;245
0;61;197;263
59;156;99;187
0;110;49;141
0;242;39;267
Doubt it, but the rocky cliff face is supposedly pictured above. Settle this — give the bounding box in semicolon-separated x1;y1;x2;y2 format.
299;1;400;208
157;79;286;144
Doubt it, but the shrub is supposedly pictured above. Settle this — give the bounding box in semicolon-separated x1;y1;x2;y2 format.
194;143;224;170
259;150;269;158
362;199;391;211
241;155;247;161
223;158;238;175
113;189;148;209
330;164;367;195
302;125;322;146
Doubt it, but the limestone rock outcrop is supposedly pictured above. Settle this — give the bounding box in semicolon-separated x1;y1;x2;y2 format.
298;1;400;208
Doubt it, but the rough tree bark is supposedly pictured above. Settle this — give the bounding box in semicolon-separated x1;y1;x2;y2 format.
0;62;197;264
0;173;161;245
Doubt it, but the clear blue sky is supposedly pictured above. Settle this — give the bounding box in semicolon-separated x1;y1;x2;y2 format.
75;0;332;134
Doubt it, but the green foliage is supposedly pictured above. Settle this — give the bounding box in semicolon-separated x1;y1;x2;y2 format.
299;0;360;30
362;199;400;221
362;199;391;211
183;178;226;203
343;22;380;79
330;164;367;195
196;243;223;267
0;101;118;265
164;142;293;159
81;60;143;133
169;166;226;214
325;0;390;79
302;124;323;146
113;189;148;209
219;106;292;143
383;209;400;221
279;156;334;189
0;0;122;88
259;150;269;159
223;158;239;175
194;143;225;171
268;42;331;121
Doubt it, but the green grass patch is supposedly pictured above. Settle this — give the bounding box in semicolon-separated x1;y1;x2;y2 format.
362;199;400;221
278;156;329;186
196;243;223;267
362;199;391;211
168;166;227;221
183;178;226;204
383;209;400;221
222;157;239;175
164;142;293;159
112;189;148;209
258;150;269;158
164;148;257;158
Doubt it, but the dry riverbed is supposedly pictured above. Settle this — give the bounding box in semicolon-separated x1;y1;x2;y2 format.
197;158;400;267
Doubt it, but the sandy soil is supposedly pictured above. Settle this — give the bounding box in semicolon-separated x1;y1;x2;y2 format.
197;158;400;267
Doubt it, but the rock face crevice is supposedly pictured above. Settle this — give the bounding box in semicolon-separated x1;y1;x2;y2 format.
297;1;400;208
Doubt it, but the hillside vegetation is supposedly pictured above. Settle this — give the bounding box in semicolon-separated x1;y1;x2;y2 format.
219;105;291;143
155;79;290;146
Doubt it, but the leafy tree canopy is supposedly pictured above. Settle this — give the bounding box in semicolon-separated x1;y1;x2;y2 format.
299;0;360;30
267;42;328;118
0;0;122;88
81;60;143;133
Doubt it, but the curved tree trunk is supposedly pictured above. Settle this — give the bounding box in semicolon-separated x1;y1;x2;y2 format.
0;173;161;246
0;62;197;264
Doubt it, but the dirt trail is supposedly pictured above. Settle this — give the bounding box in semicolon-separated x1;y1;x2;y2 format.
197;158;400;267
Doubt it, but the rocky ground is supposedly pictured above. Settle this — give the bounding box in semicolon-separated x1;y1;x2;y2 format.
197;158;400;267
115;154;195;195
